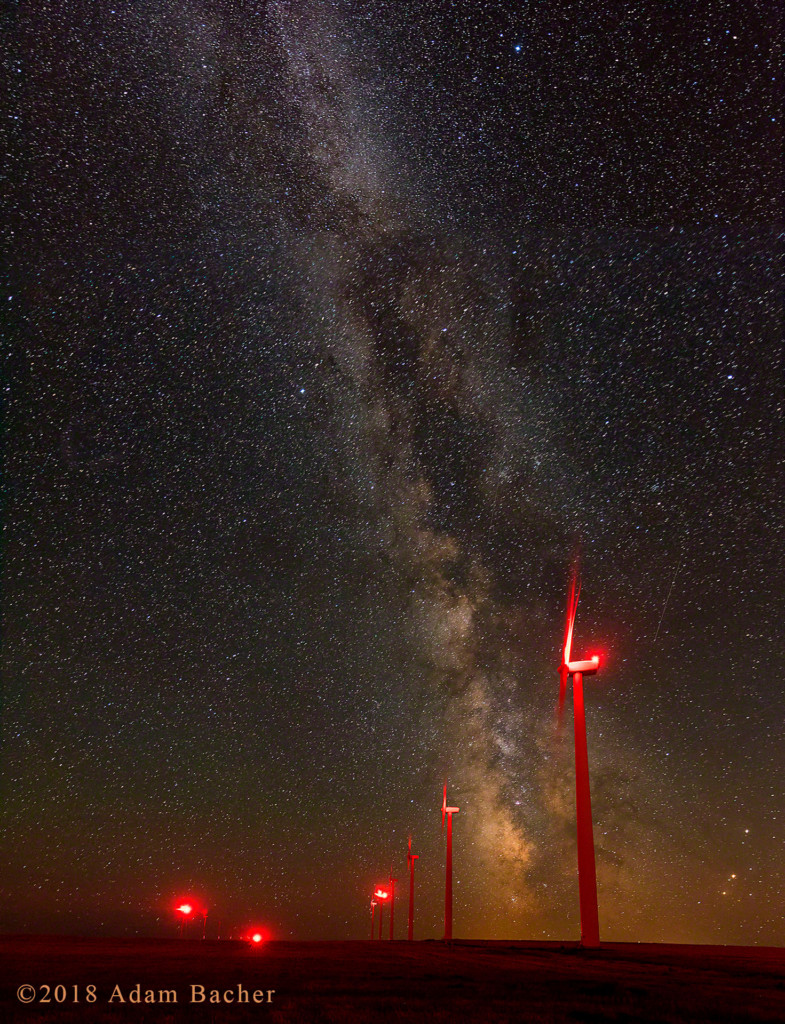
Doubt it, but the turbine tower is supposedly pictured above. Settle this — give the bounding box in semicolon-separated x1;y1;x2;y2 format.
441;781;459;942
407;835;419;941
558;572;601;948
370;897;377;940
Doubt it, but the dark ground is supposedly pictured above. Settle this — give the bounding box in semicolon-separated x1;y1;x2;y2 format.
0;937;783;1023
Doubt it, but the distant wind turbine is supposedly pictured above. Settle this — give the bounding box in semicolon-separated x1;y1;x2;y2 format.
407;835;419;941
441;781;459;942
374;888;388;940
388;867;398;940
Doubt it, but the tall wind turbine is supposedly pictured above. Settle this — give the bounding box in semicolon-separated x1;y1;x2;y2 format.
441;782;460;941
557;573;601;948
370;897;377;940
407;835;419;941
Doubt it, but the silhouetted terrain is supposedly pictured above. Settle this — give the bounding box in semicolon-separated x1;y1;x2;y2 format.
0;936;783;1022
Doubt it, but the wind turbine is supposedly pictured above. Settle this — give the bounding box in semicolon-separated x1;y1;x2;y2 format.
441;781;459;941
388;868;398;940
407;835;419;941
374;888;388;940
176;902;193;938
557;572;601;948
370;897;377;940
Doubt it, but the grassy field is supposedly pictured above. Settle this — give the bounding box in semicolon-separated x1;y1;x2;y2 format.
0;936;783;1023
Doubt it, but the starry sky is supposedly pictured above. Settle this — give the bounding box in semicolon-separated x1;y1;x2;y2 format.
2;0;782;944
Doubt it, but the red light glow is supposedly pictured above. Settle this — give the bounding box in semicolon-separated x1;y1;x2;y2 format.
374;889;388;900
587;650;610;673
252;933;262;943
177;903;193;916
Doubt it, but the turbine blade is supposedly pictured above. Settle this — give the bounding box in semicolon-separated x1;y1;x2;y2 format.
562;575;579;665
557;570;580;730
566;577;581;662
561;576;574;656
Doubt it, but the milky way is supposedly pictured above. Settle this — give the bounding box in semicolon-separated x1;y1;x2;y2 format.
3;0;782;942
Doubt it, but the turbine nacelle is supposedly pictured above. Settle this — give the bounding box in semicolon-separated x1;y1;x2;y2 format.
566;656;600;676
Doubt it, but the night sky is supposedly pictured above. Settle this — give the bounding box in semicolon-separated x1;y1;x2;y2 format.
3;0;782;944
